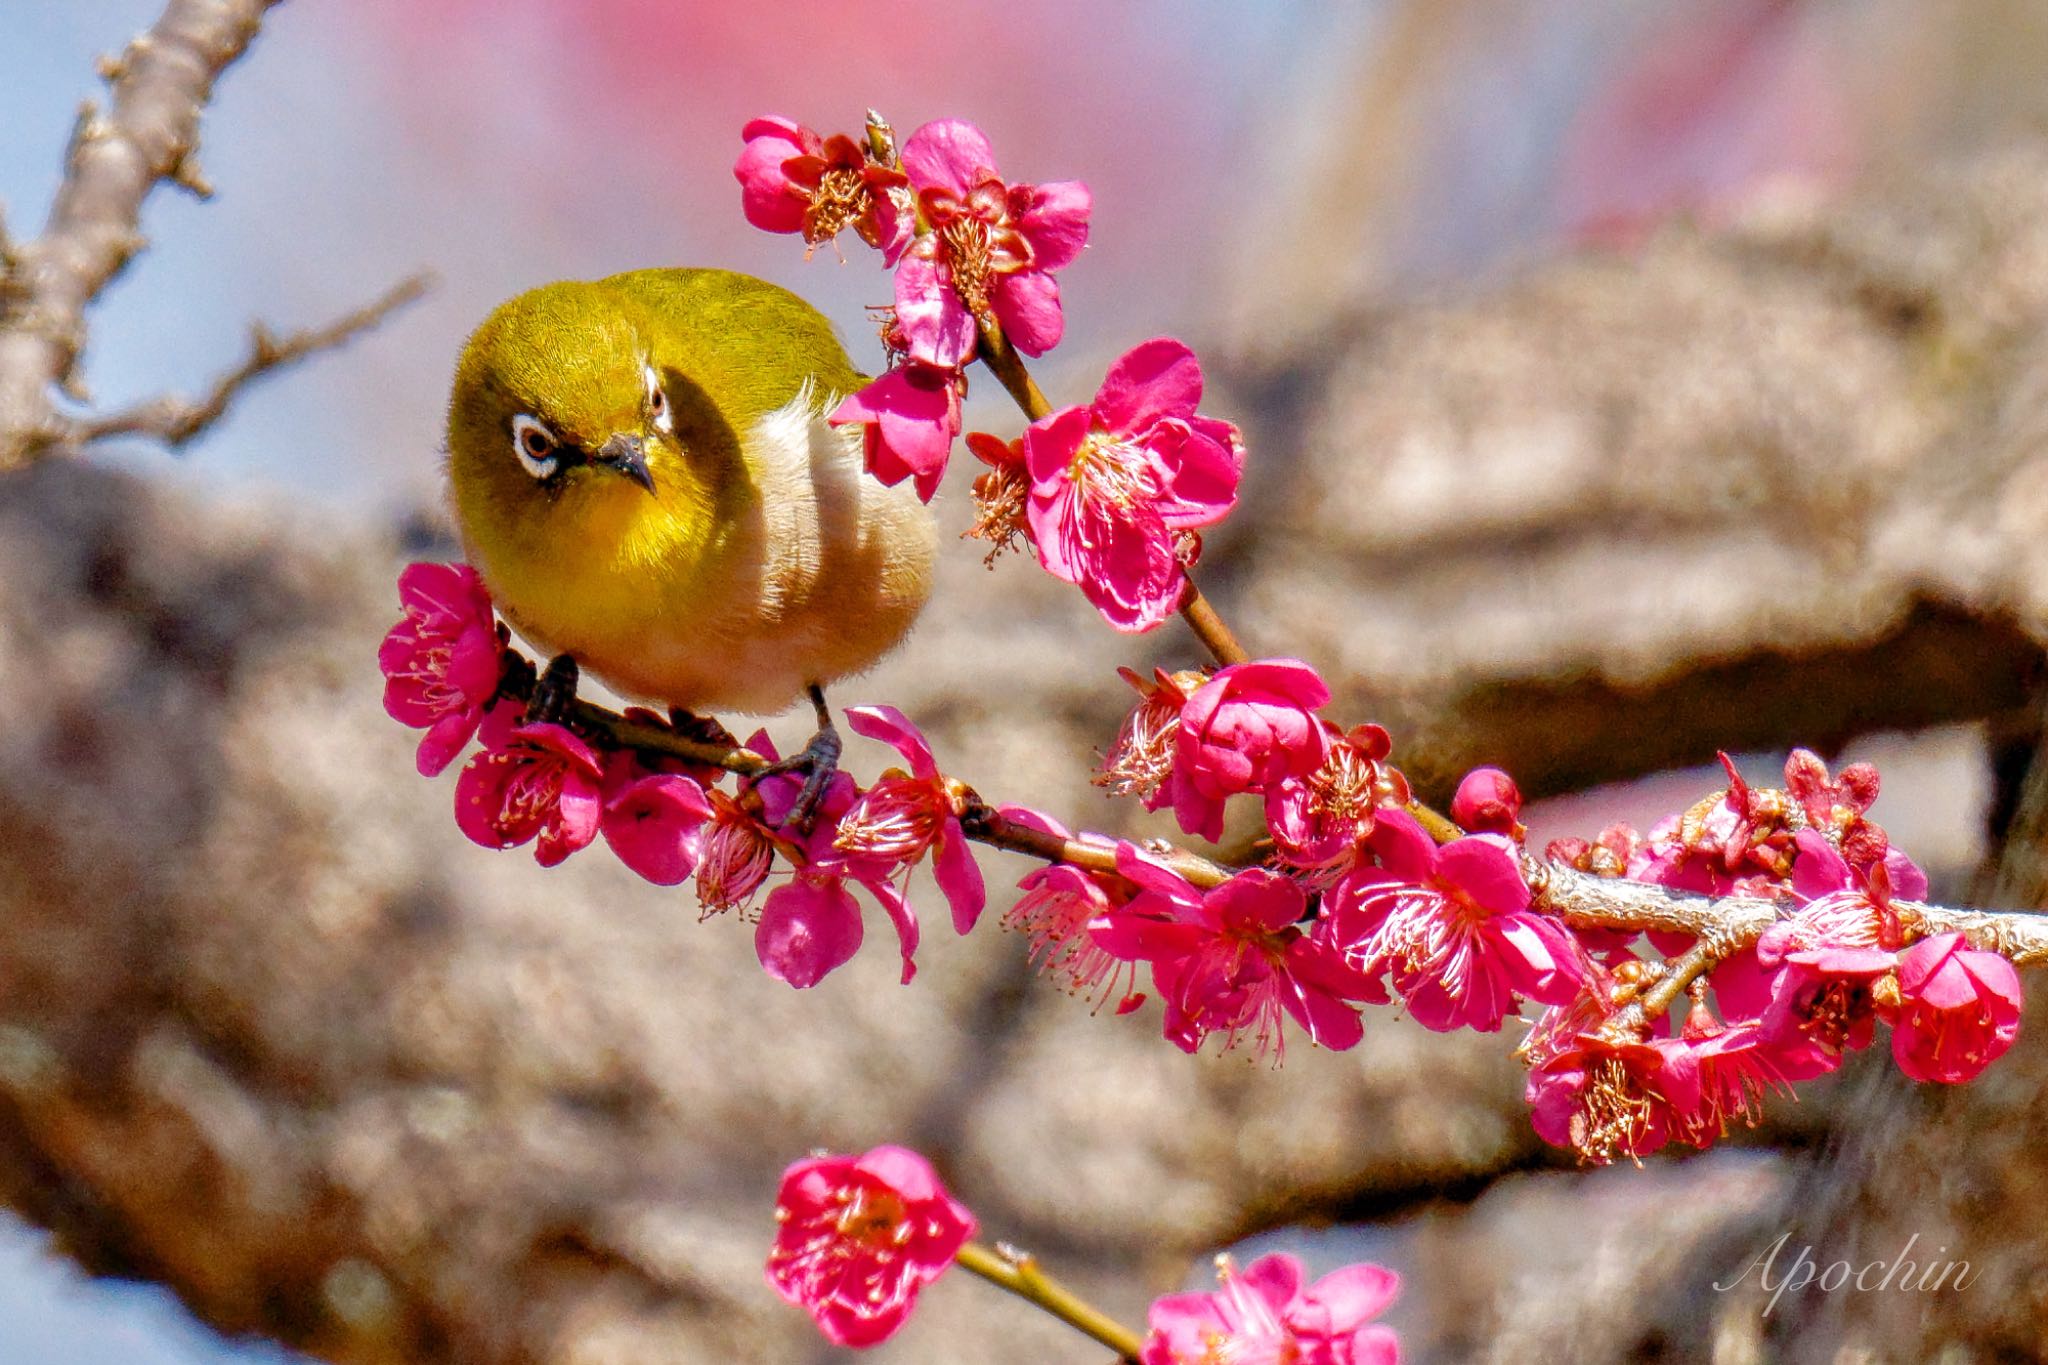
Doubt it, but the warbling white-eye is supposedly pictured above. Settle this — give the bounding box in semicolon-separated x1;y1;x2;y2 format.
445;267;938;812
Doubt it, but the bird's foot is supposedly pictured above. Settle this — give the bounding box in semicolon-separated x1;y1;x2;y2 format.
668;707;741;751
760;685;842;833
526;654;580;727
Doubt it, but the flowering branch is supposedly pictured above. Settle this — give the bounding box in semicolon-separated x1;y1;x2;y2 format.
1535;861;2048;968
953;1241;1144;1361
383;103;2048;1360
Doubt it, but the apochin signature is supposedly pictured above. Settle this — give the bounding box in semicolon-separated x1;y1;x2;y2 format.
1716;1233;1977;1317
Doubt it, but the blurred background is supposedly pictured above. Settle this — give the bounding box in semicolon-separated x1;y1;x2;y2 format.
6;1;2048;1361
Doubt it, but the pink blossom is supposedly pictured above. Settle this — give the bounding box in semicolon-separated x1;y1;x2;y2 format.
997;806;1139;1008
829;363;963;503
1451;767;1525;841
696;788;779;916
1021;338;1243;632
1169;659;1329;843
1096;847;1379;1060
1707;828;1924;1023
379;561;502;776
1527;1031;1701;1164
735;116;909;257
1266;722;1409;873
892;119;1090;365
753;756;922;988
1140;1252;1400;1365
834;705;986;935
454;719;603;867
767;1144;976;1348
962;430;1031;564
1678;1011;1836;1146
600;767;714;886
1891;932;2023;1083
1318;810;1583;1033
1094;666;1204;806
1757;943;1896;1057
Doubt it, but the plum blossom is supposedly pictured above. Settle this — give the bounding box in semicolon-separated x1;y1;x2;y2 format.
1094;666;1205;806
893;119;1090;365
1022;338;1243;632
696;788;780;916
673;733;917;988
833;705;986;934
767;1145;976;1348
1319;811;1584;1033
829;362;963;502
454;716;604;867
754;758;921;989
735;116;909;257
1757;943;1896;1057
1678;1010;1835;1147
962;430;1031;564
1891;932;2023;1083
1169;659;1328;843
997;806;1140;1008
1266;722;1409;873
1140;1252;1401;1365
1527;1031;1701;1164
599;765;714;886
1096;846;1379;1060
379;561;502;776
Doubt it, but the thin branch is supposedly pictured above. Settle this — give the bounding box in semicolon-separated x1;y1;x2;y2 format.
62;273;431;450
1177;577;1250;667
953;1241;1143;1361
975;320;1053;421
0;0;286;468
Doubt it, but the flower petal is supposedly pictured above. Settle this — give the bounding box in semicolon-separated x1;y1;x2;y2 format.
756;878;864;988
1093;338;1203;435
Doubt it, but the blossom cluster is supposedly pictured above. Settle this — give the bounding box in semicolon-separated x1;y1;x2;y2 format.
767;1141;1400;1359
1037;657;1580;1061
1527;751;2024;1164
738;114;1244;632
380;563;991;989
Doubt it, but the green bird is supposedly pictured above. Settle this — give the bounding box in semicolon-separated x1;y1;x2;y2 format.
445;268;937;796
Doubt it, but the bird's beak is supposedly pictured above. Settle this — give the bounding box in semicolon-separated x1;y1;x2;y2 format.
593;433;655;493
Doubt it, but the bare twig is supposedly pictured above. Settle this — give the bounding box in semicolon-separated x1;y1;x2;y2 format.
0;0;286;468
62;274;431;450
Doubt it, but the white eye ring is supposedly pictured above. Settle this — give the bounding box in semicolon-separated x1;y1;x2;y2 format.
644;365;673;434
511;414;560;480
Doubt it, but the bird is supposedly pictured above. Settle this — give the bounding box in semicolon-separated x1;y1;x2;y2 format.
444;267;938;812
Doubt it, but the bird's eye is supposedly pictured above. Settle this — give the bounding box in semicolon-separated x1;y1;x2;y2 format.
510;414;560;479
644;365;672;433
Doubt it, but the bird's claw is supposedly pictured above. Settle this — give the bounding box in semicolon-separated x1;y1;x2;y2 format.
526;654;580;727
762;684;842;834
763;722;842;834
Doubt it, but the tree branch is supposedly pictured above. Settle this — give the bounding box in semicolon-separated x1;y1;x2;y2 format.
60;273;431;451
0;0;286;468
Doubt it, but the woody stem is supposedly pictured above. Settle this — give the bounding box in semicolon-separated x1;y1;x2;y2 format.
954;1241;1144;1361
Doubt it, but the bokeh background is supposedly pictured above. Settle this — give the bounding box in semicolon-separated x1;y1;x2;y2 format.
6;1;2048;1361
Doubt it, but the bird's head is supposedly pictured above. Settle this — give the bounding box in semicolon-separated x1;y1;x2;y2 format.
446;281;731;566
